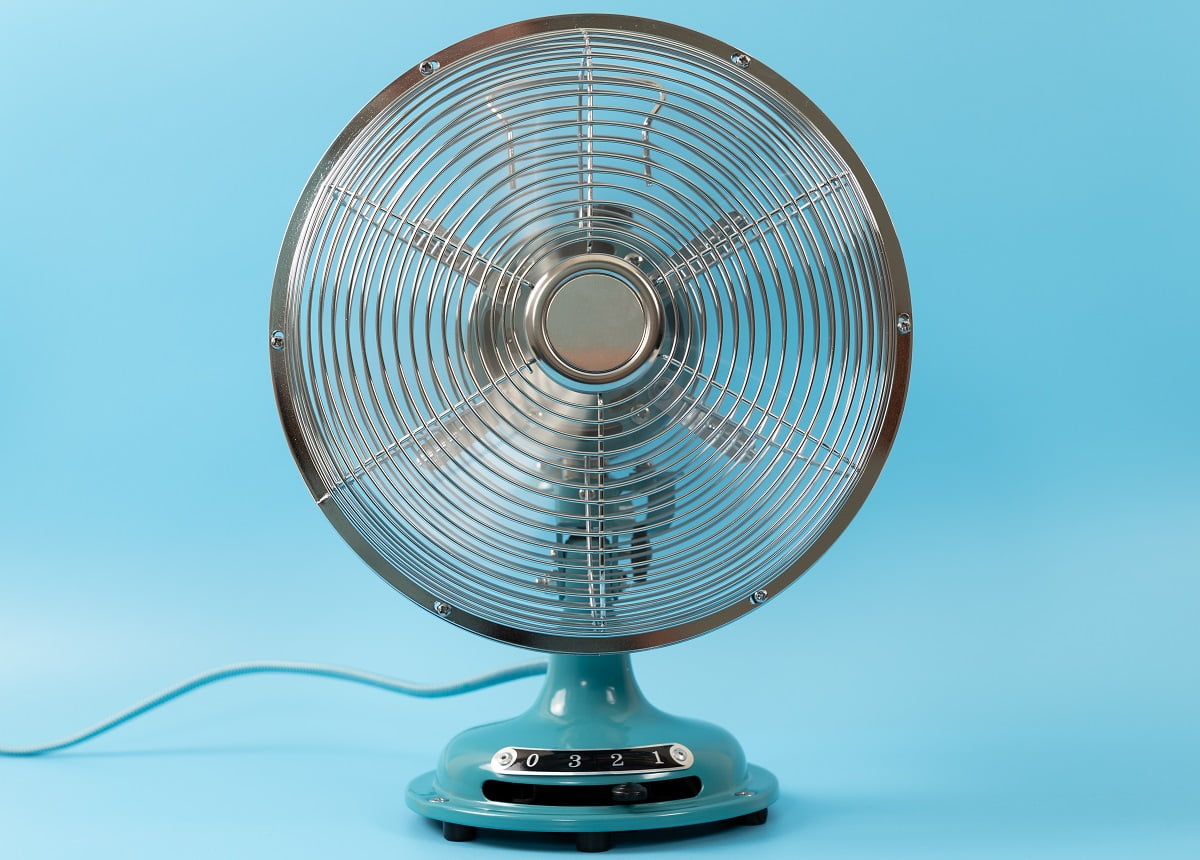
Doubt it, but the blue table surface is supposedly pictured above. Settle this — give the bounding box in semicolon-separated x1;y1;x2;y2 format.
2;1;1197;857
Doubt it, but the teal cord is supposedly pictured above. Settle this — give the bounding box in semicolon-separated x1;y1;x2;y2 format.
0;660;548;757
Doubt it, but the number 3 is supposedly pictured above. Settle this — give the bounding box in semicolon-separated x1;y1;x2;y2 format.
569;754;581;768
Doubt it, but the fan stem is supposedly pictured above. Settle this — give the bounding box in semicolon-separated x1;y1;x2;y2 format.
527;654;659;722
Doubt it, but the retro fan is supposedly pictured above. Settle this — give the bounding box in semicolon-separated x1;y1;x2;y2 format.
270;14;910;852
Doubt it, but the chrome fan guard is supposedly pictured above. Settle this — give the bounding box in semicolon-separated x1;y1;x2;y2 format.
270;14;911;653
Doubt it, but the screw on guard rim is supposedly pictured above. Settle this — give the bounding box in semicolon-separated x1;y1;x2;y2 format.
270;14;911;653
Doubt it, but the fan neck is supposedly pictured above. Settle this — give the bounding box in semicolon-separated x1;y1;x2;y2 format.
528;654;660;724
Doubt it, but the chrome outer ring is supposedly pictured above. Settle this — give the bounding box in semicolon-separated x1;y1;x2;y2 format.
269;13;912;654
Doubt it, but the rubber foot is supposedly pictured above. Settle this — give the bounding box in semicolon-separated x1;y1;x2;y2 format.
442;821;477;842
738;808;769;826
576;831;613;852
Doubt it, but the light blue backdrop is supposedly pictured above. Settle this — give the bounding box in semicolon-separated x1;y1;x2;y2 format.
2;1;1197;857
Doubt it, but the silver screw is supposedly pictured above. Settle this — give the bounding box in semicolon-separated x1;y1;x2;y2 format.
897;313;913;335
419;59;440;75
433;600;452;617
430;796;448;803
269;330;285;350
624;252;644;267
751;589;769;605
495;749;516;767
670;745;690;763
731;52;752;68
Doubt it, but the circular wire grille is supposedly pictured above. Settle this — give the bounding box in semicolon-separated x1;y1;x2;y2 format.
271;16;911;653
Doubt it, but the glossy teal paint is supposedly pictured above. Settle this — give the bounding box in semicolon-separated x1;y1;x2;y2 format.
407;654;777;833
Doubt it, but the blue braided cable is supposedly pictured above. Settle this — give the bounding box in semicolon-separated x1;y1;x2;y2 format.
0;660;548;757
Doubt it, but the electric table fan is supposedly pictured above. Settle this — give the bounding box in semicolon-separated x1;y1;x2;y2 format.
270;14;910;852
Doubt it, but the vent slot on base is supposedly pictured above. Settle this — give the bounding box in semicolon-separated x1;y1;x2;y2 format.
481;776;702;806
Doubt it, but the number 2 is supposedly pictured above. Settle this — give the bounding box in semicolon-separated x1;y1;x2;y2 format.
611;753;624;767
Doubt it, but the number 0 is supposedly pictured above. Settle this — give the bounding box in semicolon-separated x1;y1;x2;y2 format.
525;753;539;768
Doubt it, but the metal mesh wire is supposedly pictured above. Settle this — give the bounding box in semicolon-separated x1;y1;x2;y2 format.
273;21;908;650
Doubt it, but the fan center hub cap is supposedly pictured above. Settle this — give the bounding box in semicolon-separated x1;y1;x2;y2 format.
526;254;663;384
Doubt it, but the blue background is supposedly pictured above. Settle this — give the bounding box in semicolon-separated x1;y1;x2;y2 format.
2;1;1197;857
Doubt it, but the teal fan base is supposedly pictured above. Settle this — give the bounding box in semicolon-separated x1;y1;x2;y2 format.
407;654;777;848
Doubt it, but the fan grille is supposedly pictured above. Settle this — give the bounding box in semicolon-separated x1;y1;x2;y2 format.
271;16;910;652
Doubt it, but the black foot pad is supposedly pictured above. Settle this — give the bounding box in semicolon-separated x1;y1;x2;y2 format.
576;831;613;852
738;808;769;826
442;821;478;842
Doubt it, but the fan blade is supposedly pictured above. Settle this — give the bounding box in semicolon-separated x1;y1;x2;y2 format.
631;369;857;476
328;186;532;291
661;211;751;279
657;172;854;285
